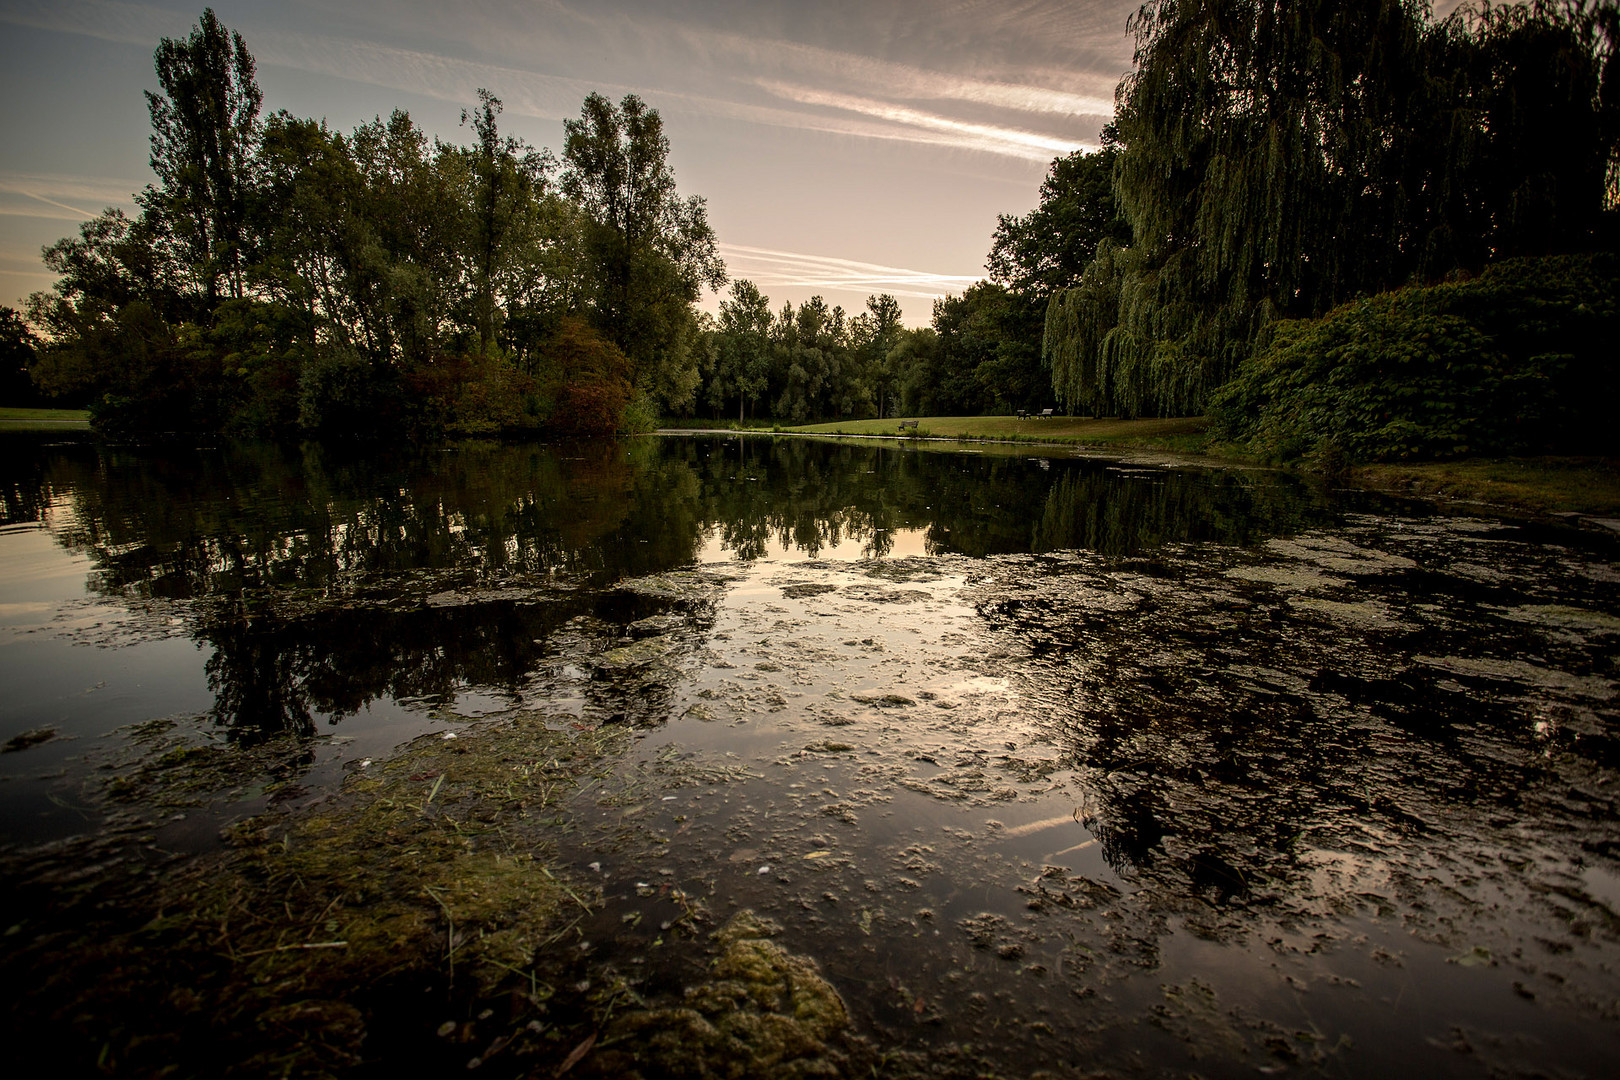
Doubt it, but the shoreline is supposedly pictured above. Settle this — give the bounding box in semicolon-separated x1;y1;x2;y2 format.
658;420;1620;522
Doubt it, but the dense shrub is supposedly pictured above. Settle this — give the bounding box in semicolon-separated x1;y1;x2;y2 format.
1211;255;1618;461
444;353;544;438
209;299;310;436
296;347;401;439
0;307;44;406
538;318;635;436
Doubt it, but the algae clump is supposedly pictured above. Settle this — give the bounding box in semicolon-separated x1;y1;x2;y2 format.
598;911;852;1079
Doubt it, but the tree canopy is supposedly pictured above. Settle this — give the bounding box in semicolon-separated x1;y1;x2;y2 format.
563;92;726;408
22;10;725;437
986;144;1129;301
143;7;261;311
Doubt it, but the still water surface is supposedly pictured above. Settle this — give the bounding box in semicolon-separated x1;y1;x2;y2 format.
3;432;1617;1076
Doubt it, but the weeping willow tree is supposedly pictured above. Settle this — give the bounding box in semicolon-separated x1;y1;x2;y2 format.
1046;0;1620;417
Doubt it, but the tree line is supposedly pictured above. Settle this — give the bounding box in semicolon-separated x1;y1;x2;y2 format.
688;280;1037;422
685;143;1127;423
692;0;1618;452
10;2;1617;448
18;9;723;437
1;5;1186;432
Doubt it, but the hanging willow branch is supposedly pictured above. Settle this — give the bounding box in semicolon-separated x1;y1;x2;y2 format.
1043;0;1618;418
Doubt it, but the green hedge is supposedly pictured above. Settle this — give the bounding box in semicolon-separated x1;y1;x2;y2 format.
1211;255;1618;462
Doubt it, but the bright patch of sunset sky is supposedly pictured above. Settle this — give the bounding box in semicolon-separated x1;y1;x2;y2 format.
18;0;1437;325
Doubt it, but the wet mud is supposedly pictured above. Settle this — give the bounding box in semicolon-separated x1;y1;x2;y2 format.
2;435;1618;1077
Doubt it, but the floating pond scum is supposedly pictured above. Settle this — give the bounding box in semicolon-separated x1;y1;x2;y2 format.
2;433;1617;1077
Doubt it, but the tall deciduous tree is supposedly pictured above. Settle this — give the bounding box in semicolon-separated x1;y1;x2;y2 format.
853;294;904;418
987;145;1129;301
714;279;773;421
142;7;262;310
562;92;725;409
460;90;554;354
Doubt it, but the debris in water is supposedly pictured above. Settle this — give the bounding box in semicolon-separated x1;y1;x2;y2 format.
2;727;57;753
1448;946;1494;967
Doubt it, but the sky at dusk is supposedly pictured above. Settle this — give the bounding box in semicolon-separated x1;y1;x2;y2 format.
0;0;1155;325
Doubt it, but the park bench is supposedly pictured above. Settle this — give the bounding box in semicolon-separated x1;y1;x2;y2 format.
1038;409;1054;418
1016;409;1028;419
897;419;919;431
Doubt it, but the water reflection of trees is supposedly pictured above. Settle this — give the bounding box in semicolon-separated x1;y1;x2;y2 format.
10;434;1339;739
0;433;97;526
43;440;704;599
679;437;1331;561
24;439;710;739
198;597;588;739
33;436;1333;605
1032;467;1325;554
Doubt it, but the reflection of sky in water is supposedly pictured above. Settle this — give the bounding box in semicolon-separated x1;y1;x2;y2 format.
1;524;214;740
695;524;934;562
0;502;457;843
0;522;94;616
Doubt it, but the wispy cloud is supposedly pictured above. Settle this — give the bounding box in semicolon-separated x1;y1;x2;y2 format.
719;243;979;302
0;248;60;292
0;174;140;223
251;32;602;121
244;31;1095;163
466;4;1118;155
656;21;1120;118
0;1;1109;163
759;83;1090;162
0;0;175;47
2;191;97;221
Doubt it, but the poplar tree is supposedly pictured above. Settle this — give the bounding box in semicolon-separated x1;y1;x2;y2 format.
714;279;773;422
562;93;725;408
460;90;552;354
142;7;262;310
855;294;904;418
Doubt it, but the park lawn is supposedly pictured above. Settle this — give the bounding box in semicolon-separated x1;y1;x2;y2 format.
0;407;91;430
784;414;1211;452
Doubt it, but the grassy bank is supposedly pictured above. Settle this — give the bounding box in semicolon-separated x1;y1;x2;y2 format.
655;418;780;431
1353;457;1620;518
0;407;91;430
685;414;1618;519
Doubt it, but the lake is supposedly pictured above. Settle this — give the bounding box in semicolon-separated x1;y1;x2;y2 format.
3;432;1618;1077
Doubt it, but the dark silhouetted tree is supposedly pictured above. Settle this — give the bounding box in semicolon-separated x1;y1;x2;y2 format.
142;7;262;310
